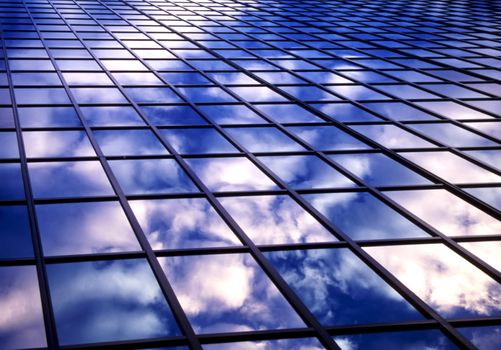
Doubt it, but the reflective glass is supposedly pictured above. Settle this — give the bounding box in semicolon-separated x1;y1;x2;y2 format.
351;124;437;148
80;106;144;126
126;87;182;103
187;157;277;192
259;155;356;189
334;330;457;350
15;88;70;105
0;163;25;200
329;153;432;186
130;198;241;249
94;130;168;156
199;105;266;124
160;128;237;154
311;102;381;122
28;161;114;198
0;266;46;349
362;102;436;121
408;123;497;147
304;192;428;240
159;253;305;333
225;127;305;152
366;244;501;318
204;338;324;350
265;248;423;325
72;88;127;104
0;206;33;258
458;326;501;350
37;201;141;256
0;132;19;159
178;87;236;103
18;107;81;128
256;103;323;123
464;187;501;210
288;126;370;150
47;259;181;345
23;131;95;158
459;241;501;272
141;106;206;126
109;159;198;195
219;195;335;245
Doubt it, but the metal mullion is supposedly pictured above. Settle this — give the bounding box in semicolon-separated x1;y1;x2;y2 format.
1;16;59;349
119;2;494;348
22;3;199;349
58;3;343;349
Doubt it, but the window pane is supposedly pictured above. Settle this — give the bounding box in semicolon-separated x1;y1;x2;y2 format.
94;130;168;156
160;128;237;154
23;131;95;158
0;206;33;258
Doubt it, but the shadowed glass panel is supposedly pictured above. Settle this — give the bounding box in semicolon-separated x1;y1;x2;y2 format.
0;206;33;258
0;163;25;200
288;126;370;150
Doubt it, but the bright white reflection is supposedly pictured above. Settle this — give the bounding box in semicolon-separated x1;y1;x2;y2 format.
0;266;47;349
130;198;241;249
386;189;501;236
159;254;305;334
459;241;501;272
401;151;500;183
219;195;335;244
365;244;501;318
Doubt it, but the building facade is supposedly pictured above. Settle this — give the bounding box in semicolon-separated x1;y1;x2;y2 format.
0;0;500;349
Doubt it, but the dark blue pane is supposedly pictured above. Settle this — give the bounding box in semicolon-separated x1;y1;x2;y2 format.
265;248;423;325
0;163;25;200
18;107;81;127
141;105;206;126
304;192;429;240
199;104;266;124
28;161;114;198
37;201;140;256
81;106;144;126
225;127;305;152
0;206;33;258
288;126;370;151
160;128;237;154
204;338;324;350
0;132;19;159
329;153;432;186
110;159;198;195
178;87;236;103
333;329;458;350
458;326;500;350
94;130;169;156
311;102;381;122
47;259;181;345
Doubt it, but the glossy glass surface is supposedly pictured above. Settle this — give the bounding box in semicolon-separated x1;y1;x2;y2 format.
0;132;19;159
37;201;141;256
198;104;266;124
459;241;501;272
401;151;500;183
385;189;501;236
458;326;501;350
288;126;370;151
256;103;323;123
18;106;81;128
266;248;422;325
464;187;501;210
23;131;95;158
47;259;181;345
334;329;457;350
141;105;206;126
159;253;305;333
304;192;428;240
94;130;169;156
28;161;114;199
225;127;306;152
0;206;33;259
0;163;25;200
408;123;498;147
187;157;278;192
330;152;432;186
350;124;437;148
219;195;335;244
204;338;324;350
311;102;381;122
81;106;145;126
130;198;241;249
160;128;237;154
259;155;356;189
366;244;501;318
0;266;46;349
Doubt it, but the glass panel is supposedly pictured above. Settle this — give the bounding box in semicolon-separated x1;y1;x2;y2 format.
199;105;266;124
158;253;305;333
178;87;236;103
350;124;436;148
71;88;127;104
204;338;325;350
256;103;322;123
23;131;95;158
0;132;19;159
47;259;181;345
37;201;141;256
334;329;457;350
126;87;182;103
459;241;501;272
141;105;206;126
18;107;81;128
329;153;432;186
365;243;501;318
288;126;370;151
219;195;335;244
0;163;25;200
187;157;277;191
110;159;198;195
15;88;70;105
386;189;501;236
311;102;381;122
81;106;144;126
458;326;501;350
160;128;237;154
464;187;501;210
94;130;169;156
0;205;33;258
0;266;46;349
265;248;423;325
28;161;114;198
401;152;500;183
304;192;428;240
225;127;305;152
130;198;241;249
259;155;356;189
408;123;497;147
